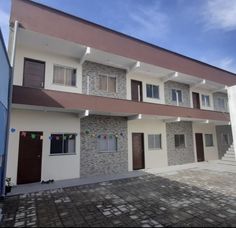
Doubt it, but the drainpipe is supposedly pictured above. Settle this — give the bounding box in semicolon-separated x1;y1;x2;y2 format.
10;21;19;67
2;20;19;197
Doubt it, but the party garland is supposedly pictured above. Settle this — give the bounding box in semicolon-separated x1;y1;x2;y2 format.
14;129;125;140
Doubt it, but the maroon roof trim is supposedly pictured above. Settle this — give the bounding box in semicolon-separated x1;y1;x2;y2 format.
11;0;236;86
12;86;230;122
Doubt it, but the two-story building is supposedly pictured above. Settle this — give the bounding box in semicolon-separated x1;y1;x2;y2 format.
6;0;236;185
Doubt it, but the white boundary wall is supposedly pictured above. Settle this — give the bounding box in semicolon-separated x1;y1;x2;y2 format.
228;86;236;159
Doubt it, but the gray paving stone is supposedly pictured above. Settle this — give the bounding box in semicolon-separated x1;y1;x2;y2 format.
1;169;236;227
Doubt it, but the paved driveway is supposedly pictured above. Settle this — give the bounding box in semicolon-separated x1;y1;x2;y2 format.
1;166;236;227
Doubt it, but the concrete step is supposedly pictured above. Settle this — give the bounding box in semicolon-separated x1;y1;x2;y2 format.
224;154;236;158
227;149;235;153
225;152;235;156
225;151;235;155
222;157;236;162
217;160;236;166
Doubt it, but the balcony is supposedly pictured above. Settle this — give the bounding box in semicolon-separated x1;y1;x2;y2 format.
12;86;230;124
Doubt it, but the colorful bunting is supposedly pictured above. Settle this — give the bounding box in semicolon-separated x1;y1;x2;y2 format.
21;132;27;137
46;132;124;140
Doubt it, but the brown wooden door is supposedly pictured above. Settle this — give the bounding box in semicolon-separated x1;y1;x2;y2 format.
195;133;205;162
17;132;43;184
131;80;143;102
23;58;45;88
192;92;200;109
132;133;145;170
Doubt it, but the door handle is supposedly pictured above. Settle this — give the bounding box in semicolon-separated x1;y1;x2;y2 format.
37;155;41;158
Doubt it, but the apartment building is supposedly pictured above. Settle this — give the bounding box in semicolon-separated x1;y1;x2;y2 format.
6;0;236;185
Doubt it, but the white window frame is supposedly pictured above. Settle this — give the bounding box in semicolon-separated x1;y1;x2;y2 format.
53;64;77;87
217;97;227;111
202;95;211;107
50;133;76;155
174;134;186;148
97;134;118;153
146;84;160;99
148;134;162;150
172;89;183;106
98;74;117;93
205;134;214;147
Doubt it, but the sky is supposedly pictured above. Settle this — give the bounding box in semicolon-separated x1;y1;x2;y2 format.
0;0;236;73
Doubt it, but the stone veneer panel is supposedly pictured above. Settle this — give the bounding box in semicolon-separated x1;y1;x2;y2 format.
164;81;191;107
82;61;127;99
80;115;128;177
216;125;233;158
166;121;194;165
213;92;229;112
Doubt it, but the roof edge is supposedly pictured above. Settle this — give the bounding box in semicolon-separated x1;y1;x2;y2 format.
12;0;235;77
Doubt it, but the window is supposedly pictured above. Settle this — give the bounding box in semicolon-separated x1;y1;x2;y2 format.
205;134;213;147
218;98;226;110
148;134;162;149
50;134;76;154
146;84;159;99
172;89;182;103
202;95;210;107
97;135;117;152
221;134;230;145
53;65;76;86
175;134;185;148
99;75;116;93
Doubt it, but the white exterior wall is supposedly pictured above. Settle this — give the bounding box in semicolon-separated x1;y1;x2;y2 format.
128;119;168;171
192;123;218;161
7;109;81;185
14;45;82;93
190;88;214;111
126;73;165;104
228;86;236;158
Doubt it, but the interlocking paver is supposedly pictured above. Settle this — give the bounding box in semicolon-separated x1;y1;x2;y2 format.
0;169;236;227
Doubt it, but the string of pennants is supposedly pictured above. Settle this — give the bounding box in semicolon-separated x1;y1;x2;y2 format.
11;128;125;140
20;131;44;140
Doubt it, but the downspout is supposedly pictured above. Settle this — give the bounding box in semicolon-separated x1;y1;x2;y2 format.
10;21;19;67
2;20;18;197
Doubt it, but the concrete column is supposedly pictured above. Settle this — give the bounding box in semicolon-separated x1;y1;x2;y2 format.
227;86;236;159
